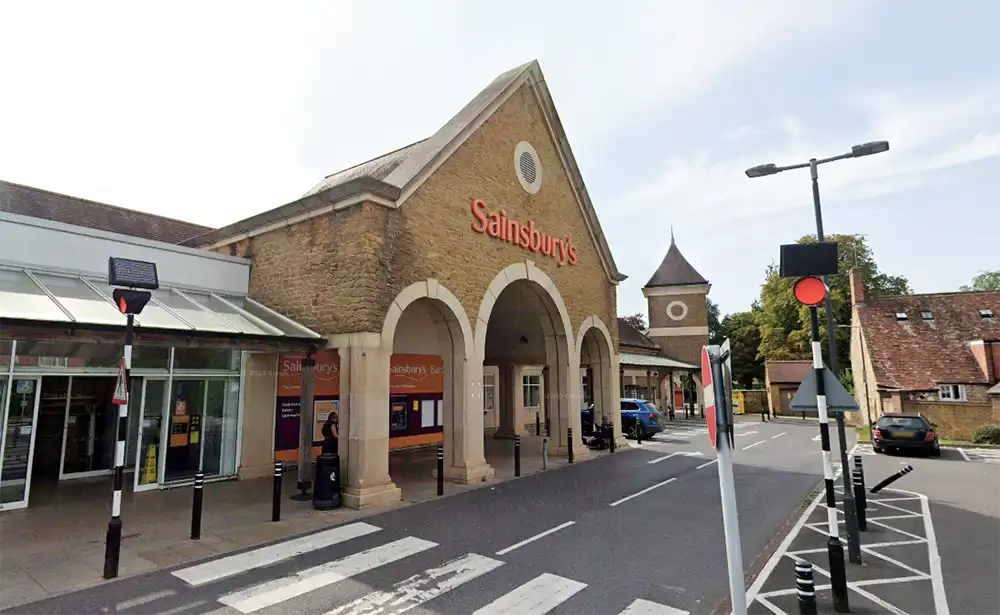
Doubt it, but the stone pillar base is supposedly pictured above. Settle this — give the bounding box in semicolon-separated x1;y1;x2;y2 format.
549;444;590;460
444;461;495;484
341;482;402;510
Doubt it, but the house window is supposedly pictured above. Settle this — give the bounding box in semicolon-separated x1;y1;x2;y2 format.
894;312;908;321
938;384;967;402
483;373;496;412
979;309;995;318
522;374;541;408
920;310;933;320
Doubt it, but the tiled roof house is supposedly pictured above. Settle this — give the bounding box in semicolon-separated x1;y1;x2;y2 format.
848;269;1000;437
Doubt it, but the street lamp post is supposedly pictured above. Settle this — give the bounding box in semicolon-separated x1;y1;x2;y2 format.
745;140;889;567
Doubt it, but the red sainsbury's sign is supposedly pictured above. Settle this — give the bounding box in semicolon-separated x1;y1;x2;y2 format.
470;199;578;266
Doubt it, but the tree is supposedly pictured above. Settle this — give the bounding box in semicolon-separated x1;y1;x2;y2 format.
756;234;911;373
960;270;1000;292
708;298;724;345
622;312;646;331
719;310;764;389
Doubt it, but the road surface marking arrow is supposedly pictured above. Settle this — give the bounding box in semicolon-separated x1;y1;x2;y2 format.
647;451;704;464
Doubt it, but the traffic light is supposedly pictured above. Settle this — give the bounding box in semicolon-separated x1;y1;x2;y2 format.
112;288;152;315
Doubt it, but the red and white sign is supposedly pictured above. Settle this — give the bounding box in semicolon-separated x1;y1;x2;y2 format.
702;346;716;447
112;359;128;405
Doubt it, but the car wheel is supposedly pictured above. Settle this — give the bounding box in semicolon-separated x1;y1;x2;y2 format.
627;424;638;439
873;443;882;454
931;446;941;458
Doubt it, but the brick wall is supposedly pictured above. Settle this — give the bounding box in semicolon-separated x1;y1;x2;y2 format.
900;400;1000;441
208;84;620;342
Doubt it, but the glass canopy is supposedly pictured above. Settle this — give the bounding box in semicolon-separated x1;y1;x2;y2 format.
0;265;320;340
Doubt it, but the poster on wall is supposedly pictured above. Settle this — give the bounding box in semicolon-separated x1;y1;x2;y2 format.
273;350;340;463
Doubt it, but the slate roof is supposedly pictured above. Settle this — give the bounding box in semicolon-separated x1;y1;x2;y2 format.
619;352;698;370
1;180;212;245
188;61;626;283
857;291;1000;390
645;237;708;288
765;361;812;385
617;317;659;351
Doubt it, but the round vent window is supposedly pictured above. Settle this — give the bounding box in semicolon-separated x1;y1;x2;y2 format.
514;141;542;194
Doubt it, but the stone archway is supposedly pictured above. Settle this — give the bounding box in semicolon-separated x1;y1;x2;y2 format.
474;261;582;458
576;315;621;441
381;279;493;486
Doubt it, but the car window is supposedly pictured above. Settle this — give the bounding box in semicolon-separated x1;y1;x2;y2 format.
878;416;926;429
643;402;660;412
621;401;640;411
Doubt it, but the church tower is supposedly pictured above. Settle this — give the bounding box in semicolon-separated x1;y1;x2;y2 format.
643;233;711;365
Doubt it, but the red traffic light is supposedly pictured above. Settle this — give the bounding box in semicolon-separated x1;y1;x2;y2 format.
793;276;827;305
112;288;152;315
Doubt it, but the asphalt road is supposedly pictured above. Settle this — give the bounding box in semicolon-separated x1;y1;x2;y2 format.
4;418;828;615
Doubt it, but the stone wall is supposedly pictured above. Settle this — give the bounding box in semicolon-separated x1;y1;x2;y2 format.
900;400;1000;441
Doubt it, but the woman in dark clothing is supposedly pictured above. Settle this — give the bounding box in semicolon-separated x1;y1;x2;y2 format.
321;411;339;455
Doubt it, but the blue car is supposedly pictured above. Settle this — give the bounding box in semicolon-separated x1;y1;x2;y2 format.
581;398;666;439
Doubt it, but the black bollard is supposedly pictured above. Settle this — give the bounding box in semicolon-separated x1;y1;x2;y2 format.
635;418;642;444
568;427;574;464
795;558;817;615
545;417;550;437
608;421;616;454
853;466;867;531
542;437;548;470
870;465;913;494
272;461;283;522
854;456;868;516
191;472;204;540
436;445;444;496
536;412;541;436
514;435;522;477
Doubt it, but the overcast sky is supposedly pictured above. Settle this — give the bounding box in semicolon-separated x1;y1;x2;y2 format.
2;0;997;318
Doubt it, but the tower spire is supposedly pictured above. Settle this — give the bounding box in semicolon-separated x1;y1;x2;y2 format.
670;225;675;244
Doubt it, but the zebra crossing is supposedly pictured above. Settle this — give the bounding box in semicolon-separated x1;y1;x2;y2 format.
163;521;690;615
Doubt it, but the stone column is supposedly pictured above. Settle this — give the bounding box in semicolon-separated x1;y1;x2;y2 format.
494;364;519;439
444;358;493;483
338;336;401;510
619;366;625;397
297;355;316;492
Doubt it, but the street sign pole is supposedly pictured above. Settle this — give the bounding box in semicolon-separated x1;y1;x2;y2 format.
704;344;747;615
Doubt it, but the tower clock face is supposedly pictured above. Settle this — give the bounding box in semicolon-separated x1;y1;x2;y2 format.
666;300;688;321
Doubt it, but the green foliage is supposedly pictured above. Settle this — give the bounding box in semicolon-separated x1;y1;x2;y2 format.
839;369;855;394
960;270;1000;292
755;234;911;371
718;309;764;389
622;312;646;331
708;299;724;345
971;425;1000;445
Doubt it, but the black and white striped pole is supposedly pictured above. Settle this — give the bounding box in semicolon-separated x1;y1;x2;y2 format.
795;558;818;615
103;257;158;580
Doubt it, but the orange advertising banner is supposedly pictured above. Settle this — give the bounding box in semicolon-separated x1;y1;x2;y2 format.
277;349;340;397
389;353;444;394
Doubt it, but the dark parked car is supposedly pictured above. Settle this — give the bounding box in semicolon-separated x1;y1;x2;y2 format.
581;398;665;439
873;413;940;457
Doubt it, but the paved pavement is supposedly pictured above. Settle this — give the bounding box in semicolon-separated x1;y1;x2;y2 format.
3;419;825;615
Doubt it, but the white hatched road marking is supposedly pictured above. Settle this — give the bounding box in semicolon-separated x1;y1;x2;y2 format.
617;597;690;614
174;522;381;586
218;536;436;613
495;521;575;555
472;573;586;615
325;553;504;615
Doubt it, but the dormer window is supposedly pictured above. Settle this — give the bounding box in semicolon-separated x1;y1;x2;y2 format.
895;312;908;321
920;310;933;320
980;309;995;318
938;384;967;402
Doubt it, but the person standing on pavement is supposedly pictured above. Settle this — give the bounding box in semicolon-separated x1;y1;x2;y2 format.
321;411;339;455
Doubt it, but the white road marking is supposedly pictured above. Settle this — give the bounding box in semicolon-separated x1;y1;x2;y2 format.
742;441;764;451
495;521;576;555
116;590;177;610
897;488;951;615
958;448;971;462
617;597;690;614
736;431;758;437
174;522;381;586
218;536;436;613
609;478;677;507
472;573;586;615
770;432;787;440
696;459;718;470
647;451;703;464
812;434;821;441
326;553;504;615
861;546;930;578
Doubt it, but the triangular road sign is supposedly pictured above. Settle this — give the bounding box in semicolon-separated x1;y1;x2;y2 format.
112;359;128;405
789;366;859;413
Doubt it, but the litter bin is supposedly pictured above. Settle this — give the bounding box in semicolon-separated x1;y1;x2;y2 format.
313;453;342;510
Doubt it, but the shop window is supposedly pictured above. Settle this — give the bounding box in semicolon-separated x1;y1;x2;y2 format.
12;340;169;371
1;340;12;370
483;373;496;412
172;347;240;372
420;399;437;428
165;377;240;481
522;374;541;408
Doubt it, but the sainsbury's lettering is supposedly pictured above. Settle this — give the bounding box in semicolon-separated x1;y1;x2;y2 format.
470;199;577;266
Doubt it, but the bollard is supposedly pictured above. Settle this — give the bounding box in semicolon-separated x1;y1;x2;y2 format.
536;412;541;436
568;427;574;464
514;435;521;477
635;418;642;444
608;421;616;454
542;438;548;470
870;465;913;494
191;472;204;540
436;445;444;496
854;456;868;514
545;417;550;437
795;558;817;615
853;466;867;531
272;461;283;522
